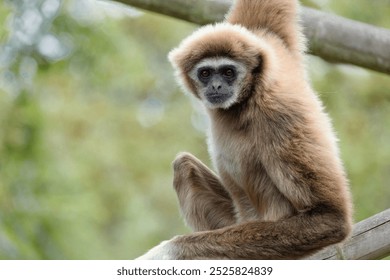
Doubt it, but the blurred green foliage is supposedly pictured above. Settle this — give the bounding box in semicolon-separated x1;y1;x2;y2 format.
0;0;389;259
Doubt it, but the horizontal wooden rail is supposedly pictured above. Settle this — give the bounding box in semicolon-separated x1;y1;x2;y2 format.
112;0;390;75
307;208;390;260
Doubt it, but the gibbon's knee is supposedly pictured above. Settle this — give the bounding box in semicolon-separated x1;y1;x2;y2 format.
172;152;196;173
172;152;236;231
173;152;193;167
172;152;221;192
172;152;200;192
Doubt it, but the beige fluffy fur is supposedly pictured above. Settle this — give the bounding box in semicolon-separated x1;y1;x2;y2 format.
137;0;353;260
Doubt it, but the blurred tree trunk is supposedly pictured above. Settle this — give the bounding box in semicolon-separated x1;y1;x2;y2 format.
114;0;390;75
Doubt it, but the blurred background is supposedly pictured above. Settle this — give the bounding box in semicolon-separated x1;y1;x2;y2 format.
0;0;389;259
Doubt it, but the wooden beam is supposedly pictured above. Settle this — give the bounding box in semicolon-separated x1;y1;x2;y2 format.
307;208;390;260
112;0;390;75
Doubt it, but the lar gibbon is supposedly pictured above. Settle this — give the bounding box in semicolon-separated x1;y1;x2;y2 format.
136;0;353;260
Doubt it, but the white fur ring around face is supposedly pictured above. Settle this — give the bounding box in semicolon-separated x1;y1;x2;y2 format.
135;240;176;260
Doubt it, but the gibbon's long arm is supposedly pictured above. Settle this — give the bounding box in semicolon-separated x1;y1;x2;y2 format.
226;0;304;53
136;0;353;260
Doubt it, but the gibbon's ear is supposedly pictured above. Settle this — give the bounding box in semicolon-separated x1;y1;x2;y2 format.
252;55;263;76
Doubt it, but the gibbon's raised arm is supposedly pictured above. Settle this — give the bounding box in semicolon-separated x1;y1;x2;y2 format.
136;0;353;260
226;0;304;53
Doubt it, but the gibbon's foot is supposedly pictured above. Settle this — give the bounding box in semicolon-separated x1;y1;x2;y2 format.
135;239;177;260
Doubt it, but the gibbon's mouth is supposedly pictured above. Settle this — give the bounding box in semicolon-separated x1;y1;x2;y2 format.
205;92;233;105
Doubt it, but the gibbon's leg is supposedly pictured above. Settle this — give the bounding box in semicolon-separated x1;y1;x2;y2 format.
137;204;350;260
173;152;236;231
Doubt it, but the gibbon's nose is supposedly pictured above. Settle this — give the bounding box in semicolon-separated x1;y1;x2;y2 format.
212;82;222;91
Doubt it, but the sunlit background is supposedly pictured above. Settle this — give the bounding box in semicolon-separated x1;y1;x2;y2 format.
0;0;389;259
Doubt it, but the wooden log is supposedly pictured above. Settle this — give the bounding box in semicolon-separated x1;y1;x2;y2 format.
307;208;390;260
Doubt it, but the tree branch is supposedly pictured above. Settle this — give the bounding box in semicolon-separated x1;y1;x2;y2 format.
303;7;390;75
112;0;390;75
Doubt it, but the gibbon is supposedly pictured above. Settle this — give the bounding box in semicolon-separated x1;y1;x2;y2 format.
136;0;353;259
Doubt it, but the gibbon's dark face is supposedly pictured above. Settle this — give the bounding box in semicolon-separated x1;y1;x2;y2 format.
189;57;248;109
197;64;237;105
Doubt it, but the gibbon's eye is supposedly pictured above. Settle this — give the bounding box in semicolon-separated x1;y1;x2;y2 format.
221;67;235;78
200;69;211;78
224;69;234;76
